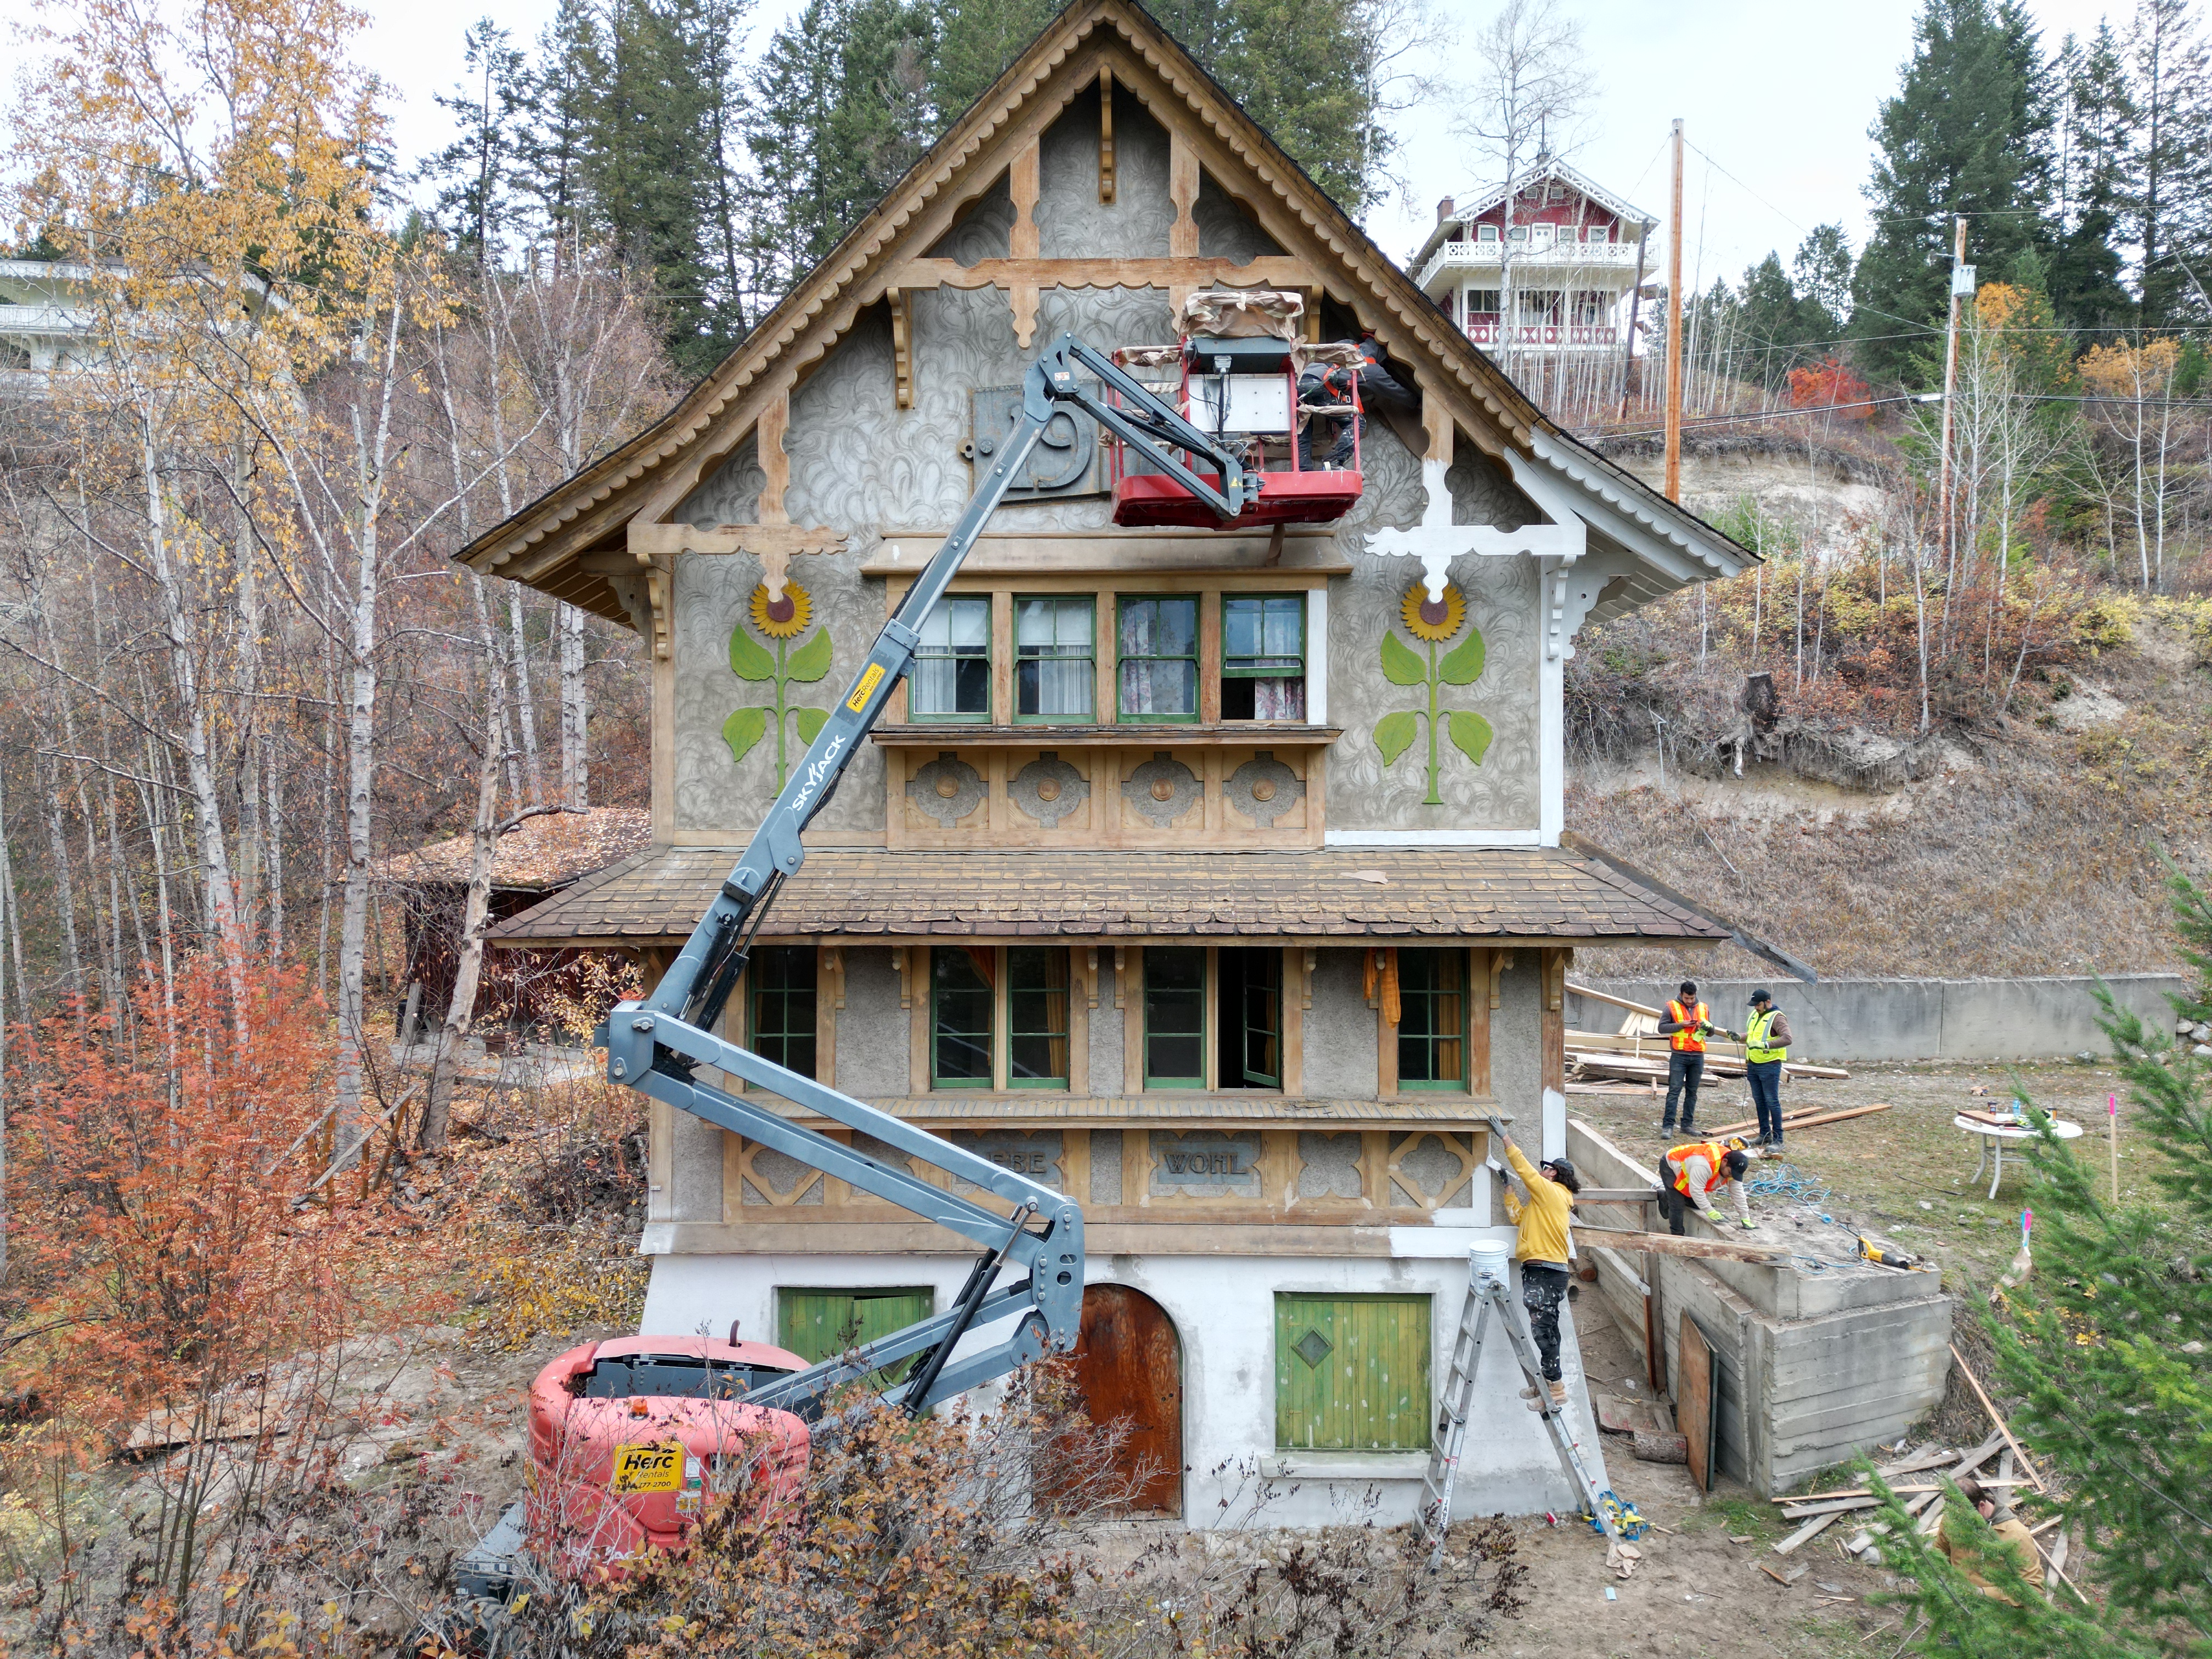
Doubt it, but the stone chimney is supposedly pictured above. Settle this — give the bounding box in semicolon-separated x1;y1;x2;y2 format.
1436;196;1455;225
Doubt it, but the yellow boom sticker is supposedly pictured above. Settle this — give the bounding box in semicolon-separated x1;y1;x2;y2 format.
610;1441;685;1494
845;663;886;712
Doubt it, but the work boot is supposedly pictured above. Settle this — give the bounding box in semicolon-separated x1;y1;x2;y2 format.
1526;1380;1569;1413
1658;1119;1675;1132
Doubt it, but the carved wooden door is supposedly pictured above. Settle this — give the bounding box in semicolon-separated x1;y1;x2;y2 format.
1071;1284;1183;1517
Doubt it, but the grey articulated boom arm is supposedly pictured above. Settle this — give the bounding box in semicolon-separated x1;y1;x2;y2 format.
598;333;1254;1419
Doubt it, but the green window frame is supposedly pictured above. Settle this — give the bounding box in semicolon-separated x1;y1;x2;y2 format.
1274;1294;1432;1452
777;1286;935;1384
910;596;990;722
1143;947;1207;1088
1221;594;1306;721
930;947;995;1088
749;945;818;1079
1015;595;1094;721
1116;595;1200;723
1396;949;1466;1090
1007;945;1071;1089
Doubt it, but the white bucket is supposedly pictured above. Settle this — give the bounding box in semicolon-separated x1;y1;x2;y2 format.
1469;1240;1514;1289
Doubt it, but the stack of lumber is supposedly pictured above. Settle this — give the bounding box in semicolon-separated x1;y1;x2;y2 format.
1565;1032;1852;1087
1770;1434;2010;1557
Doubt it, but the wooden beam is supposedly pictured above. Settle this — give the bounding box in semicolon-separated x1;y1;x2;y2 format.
887;286;914;410
756;392;791;525
1573;1222;1787;1266
1008;137;1042;347
888;255;1315;291
1098;66;1115;202
1168;130;1200;259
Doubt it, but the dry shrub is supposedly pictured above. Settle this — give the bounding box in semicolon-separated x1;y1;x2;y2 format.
0;953;457;1652
472;1219;650;1352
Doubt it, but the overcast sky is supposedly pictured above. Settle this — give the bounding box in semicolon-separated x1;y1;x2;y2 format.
357;0;2128;288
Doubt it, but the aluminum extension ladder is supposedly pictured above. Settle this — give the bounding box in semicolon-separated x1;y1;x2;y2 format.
1419;1250;1624;1570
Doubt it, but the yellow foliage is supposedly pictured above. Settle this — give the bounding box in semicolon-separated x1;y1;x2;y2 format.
475;1221;650;1351
2079;337;2183;397
2074;594;2140;651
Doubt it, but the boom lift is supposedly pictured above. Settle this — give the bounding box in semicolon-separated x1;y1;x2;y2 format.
463;331;1275;1594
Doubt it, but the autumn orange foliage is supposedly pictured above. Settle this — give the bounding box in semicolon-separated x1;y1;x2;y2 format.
1786;355;1874;419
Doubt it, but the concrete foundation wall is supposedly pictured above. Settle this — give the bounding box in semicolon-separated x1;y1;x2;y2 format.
644;1231;1608;1527
1567;974;2187;1063
1566;1119;1951;1495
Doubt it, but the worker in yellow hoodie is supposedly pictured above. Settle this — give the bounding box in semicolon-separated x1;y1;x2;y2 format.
1486;1127;1582;1417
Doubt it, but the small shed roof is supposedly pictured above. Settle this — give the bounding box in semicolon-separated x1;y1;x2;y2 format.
382;806;653;893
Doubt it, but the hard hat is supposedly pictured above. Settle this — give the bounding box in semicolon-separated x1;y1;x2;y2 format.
1724;1136;1749;1152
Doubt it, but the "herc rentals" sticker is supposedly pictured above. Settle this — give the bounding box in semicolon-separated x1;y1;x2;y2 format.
609;1441;685;1494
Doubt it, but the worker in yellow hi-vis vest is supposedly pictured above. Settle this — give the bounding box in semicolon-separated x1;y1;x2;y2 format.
1744;989;1795;1150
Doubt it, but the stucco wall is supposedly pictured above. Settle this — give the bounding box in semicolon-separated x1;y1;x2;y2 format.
642;1232;1608;1526
1304;949;1378;1098
835;948;911;1098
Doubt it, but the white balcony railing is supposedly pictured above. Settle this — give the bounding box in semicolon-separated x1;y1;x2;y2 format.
1414;238;1643;291
1465;321;1619;348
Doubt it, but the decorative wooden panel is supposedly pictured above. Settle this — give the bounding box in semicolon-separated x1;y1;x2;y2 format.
1273;1294;1431;1452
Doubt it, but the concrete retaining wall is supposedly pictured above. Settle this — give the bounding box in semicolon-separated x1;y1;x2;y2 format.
1567;974;2187;1064
1567;1118;1952;1494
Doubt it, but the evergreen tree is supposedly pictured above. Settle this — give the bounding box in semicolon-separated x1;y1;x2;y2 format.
422;18;533;265
930;0;1062;122
1850;0;2056;383
1872;866;2212;1653
1735;252;1817;391
2128;0;2212;326
2048;24;2137;333
517;0;606;242
1792;223;1855;337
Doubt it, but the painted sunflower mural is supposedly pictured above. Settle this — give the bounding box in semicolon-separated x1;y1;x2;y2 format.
726;581;832;789
1376;579;1493;806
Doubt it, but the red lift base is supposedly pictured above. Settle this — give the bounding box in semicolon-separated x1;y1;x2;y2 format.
1111;468;1364;529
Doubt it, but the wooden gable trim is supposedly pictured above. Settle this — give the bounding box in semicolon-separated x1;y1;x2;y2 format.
458;0;1641;607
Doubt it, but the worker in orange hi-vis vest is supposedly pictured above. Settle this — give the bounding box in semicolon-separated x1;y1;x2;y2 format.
1658;1137;1756;1234
1657;981;1740;1134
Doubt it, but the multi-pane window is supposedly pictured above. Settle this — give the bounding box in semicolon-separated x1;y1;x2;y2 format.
911;596;989;720
1274;1294;1431;1451
1476;224;1499;242
1117;596;1199;721
1008;946;1070;1087
1143;948;1206;1088
1465;288;1501;317
931;947;994;1087
749;946;817;1078
1396;949;1465;1090
1221;595;1305;720
1015;596;1094;720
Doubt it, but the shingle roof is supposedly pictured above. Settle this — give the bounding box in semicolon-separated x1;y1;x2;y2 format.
485;845;1729;946
379;807;653;891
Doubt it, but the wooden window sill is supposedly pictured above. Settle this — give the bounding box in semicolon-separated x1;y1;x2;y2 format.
871;723;1341;747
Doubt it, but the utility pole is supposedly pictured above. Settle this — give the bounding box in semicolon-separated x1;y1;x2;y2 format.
1664;119;1685;502
1937;215;1970;574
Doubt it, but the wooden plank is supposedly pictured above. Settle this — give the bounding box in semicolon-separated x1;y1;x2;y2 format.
1568;981;1665;1019
1678;1312;1717;1493
1578;1186;1662;1204
1949;1343;2047;1493
1772;1510;1843;1557
1705;1102;1891;1137
1574;1222;1788;1265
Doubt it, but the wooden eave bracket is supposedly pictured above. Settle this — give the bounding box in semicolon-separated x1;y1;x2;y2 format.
624;520;847;611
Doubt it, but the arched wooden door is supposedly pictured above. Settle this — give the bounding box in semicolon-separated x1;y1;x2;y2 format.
1071;1284;1183;1518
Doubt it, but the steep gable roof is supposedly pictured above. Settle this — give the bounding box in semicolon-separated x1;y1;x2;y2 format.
456;0;1742;624
1409;156;1659;272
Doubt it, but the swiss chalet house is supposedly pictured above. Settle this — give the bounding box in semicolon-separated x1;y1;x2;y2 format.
461;0;1747;1523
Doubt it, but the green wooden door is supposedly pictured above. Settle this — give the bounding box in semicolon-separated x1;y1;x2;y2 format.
777;1287;935;1371
1274;1294;1431;1451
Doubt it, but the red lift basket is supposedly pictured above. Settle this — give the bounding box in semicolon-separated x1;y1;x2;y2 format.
1109;338;1364;529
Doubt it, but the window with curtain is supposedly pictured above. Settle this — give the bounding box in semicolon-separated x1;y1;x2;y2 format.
1221;594;1305;720
1118;596;1198;721
1015;596;1093;720
1396;949;1465;1088
1144;947;1206;1087
931;947;994;1087
911;596;989;720
1008;947;1070;1088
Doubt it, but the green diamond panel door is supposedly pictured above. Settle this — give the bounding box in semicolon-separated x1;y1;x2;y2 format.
1274;1293;1431;1452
